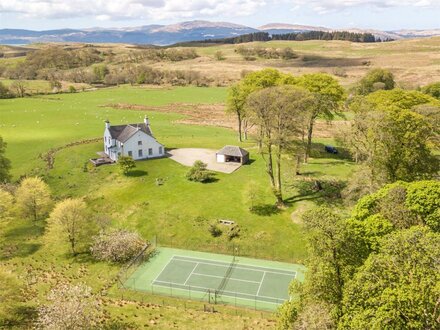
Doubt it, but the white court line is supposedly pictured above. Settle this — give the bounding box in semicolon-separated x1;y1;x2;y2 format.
152;280;284;304
173;257;296;278
152;257;175;284
183;262;199;285
173;255;297;275
191;272;261;284
256;271;266;296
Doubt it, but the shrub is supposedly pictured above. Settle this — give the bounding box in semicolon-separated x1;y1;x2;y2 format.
37;283;101;329
214;50;225;61
208;223;222;237
186;160;213;183
90;229;147;263
118;156;136;175
227;225;240;240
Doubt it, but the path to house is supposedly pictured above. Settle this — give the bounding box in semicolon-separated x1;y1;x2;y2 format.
168;148;241;174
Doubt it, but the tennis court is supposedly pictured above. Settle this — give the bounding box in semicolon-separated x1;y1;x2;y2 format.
123;247;304;311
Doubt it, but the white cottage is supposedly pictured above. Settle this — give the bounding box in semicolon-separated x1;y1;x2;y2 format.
103;116;165;161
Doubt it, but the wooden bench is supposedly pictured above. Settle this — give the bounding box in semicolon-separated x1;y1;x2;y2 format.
219;219;235;226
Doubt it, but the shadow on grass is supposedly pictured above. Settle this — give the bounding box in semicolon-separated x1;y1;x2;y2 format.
285;179;347;207
2;306;38;328
202;176;219;184
244;159;256;165
1;220;45;260
126;170;148;177
309;142;352;161
250;204;281;216
272;55;367;68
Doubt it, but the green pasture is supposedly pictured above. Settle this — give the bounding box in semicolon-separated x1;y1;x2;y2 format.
0;85;356;264
0;85;227;176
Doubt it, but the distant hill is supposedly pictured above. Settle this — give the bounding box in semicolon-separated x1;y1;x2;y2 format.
259;23;402;41
1;20;439;46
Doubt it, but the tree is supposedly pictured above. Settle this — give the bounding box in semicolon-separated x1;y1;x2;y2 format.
226;82;248;141
226;68;290;141
0;82;11;99
37;283;101;329
186;160;213;183
0;189;14;220
296;73;345;162
49;79;62;92
9;80;27;97
0;268;24;327
49;198;90;255
0;136;11;182
356;68;395;95
340;227;440;329
347;98;439;186
247;85;314;206
366;89;437;110
93;64;109;81
117;156;136;175
421;81;440;99
351;181;440;233
300;207;351;322
15;177;51;221
90;229;147;263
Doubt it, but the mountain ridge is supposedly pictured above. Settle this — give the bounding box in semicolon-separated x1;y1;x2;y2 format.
0;20;439;45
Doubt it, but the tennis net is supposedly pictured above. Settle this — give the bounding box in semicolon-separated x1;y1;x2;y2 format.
216;255;236;296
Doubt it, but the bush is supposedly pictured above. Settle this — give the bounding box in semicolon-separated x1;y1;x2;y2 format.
227;225;240;241
90;229;147;263
208;223;222;237
118;156;136;175
186;160;213;183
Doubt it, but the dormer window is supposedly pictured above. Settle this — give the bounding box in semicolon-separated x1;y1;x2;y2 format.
138;141;142;145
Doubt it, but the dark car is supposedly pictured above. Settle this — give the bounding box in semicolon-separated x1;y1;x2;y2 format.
325;145;338;154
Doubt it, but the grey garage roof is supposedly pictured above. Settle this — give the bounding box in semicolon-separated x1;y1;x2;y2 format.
109;123;153;143
217;145;249;157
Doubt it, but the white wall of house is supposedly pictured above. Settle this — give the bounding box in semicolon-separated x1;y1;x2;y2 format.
104;126;164;161
122;131;164;160
216;154;225;163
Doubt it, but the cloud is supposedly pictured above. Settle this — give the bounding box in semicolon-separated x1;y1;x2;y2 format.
0;0;265;20
289;0;440;14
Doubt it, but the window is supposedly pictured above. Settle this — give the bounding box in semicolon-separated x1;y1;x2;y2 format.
159;146;163;154
138;141;142;145
128;151;132;157
138;149;143;157
148;148;153;156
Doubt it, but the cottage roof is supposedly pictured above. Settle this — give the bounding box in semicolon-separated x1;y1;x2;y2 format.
108;123;153;143
217;145;249;157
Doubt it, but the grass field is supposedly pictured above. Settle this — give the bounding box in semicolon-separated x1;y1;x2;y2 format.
153;38;440;88
0;84;356;327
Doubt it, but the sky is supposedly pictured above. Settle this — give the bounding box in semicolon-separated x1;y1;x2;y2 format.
0;0;439;31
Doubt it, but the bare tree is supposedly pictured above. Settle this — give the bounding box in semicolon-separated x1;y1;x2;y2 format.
10;80;27;97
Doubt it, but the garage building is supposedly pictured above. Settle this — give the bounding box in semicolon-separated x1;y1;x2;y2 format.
216;146;249;164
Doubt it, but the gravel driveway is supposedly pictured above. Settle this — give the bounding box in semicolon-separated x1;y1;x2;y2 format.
168;148;242;174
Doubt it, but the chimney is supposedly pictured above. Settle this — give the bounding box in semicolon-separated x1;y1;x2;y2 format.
144;115;150;127
105;119;110;129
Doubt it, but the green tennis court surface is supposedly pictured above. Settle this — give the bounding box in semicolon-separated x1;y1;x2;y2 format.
123;247;305;311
